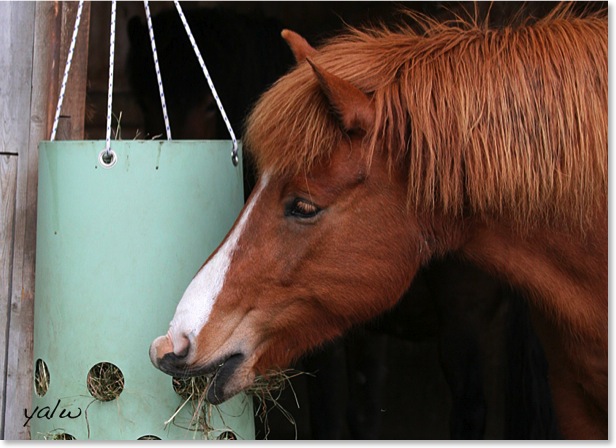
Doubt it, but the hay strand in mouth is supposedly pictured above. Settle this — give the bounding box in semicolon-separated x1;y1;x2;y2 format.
167;375;215;437
247;369;307;398
164;369;310;439
172;375;212;401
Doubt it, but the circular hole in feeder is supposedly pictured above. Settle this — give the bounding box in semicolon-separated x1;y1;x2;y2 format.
137;435;161;440
98;149;117;168
87;362;124;402
34;359;50;397
217;431;237;440
172;375;211;400
49;433;75;440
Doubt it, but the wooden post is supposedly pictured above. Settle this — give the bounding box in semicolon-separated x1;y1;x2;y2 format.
56;2;91;141
0;2;38;440
0;1;90;439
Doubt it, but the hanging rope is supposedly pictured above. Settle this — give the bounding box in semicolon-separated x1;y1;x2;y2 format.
173;1;239;166
50;1;239;168
50;0;85;141
143;0;172;140
103;0;117;163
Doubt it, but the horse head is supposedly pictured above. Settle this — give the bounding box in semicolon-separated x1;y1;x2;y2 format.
149;31;437;404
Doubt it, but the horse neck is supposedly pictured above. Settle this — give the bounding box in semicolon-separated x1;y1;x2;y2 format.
456;214;608;437
459;219;607;340
456;214;608;398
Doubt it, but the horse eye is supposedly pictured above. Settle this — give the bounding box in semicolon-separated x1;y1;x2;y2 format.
286;198;321;219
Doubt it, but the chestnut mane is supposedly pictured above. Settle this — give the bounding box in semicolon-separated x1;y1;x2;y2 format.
245;5;607;234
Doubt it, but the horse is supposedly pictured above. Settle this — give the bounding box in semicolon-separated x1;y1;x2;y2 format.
128;5;550;438
149;6;607;439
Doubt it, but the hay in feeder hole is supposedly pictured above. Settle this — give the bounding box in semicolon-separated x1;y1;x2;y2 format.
217;431;237;440
86;362;124;402
43;432;75;440
53;433;75;440
34;359;50;397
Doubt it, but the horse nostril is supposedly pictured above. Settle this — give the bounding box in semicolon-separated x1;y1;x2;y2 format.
174;343;189;359
152;332;193;373
171;333;191;359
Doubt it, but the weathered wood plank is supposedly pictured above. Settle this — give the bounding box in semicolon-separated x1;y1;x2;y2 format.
0;154;18;440
57;1;91;141
0;1;38;440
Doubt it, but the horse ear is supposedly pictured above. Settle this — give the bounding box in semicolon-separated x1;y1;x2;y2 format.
307;58;375;134
281;29;317;62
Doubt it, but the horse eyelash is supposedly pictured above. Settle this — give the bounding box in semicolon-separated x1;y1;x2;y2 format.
295;199;319;215
286;198;321;218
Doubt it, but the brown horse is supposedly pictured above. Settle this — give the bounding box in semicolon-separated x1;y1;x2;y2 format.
150;6;607;439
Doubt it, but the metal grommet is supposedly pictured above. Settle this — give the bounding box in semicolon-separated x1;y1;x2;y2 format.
231;152;239;167
98;149;117;169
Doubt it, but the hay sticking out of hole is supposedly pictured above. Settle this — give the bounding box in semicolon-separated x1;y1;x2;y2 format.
86;362;124;402
41;431;75;440
217;431;237;440
34;359;50;397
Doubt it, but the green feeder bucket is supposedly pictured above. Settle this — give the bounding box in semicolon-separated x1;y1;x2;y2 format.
32;140;255;440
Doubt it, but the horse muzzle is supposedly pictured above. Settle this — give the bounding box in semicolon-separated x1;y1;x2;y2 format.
149;335;248;404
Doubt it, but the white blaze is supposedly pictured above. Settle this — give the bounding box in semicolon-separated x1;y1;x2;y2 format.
167;174;269;354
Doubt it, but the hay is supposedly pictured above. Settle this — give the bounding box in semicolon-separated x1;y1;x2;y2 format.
172;375;211;401
34;359;50;397
247;369;305;397
111;110;161;140
52;433;75;440
42;432;75;440
164;369;310;439
246;369;309;440
167;375;215;438
86;362;124;402
112;111;123;140
164;370;303;439
217;431;237;440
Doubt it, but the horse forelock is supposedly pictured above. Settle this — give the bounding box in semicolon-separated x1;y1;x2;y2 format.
245;5;607;234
